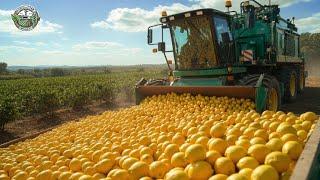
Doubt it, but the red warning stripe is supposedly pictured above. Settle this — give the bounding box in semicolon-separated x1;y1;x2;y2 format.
242;50;253;62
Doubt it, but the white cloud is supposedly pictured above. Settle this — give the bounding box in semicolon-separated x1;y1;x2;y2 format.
35;42;46;46
72;41;123;51
13;41;30;45
91;0;312;32
296;12;320;33
13;41;47;46
71;41;143;57
91;3;193;32
42;50;65;55
0;45;36;52
0;9;63;36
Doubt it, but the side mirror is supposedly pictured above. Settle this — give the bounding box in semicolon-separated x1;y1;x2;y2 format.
147;29;153;44
158;42;165;52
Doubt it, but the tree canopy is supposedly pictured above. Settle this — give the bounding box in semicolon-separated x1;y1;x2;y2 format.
0;62;7;74
300;33;320;57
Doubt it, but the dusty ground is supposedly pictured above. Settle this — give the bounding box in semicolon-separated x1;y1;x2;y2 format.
281;76;320;114
0;100;133;145
0;77;319;145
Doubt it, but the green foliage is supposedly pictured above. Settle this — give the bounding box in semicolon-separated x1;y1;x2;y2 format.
50;68;67;77
0;62;7;74
0;98;17;131
0;71;162;130
300;33;320;57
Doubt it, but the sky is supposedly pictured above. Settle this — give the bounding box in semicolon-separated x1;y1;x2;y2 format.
0;0;319;66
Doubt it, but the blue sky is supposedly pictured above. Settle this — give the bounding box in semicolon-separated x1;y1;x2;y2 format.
0;0;319;66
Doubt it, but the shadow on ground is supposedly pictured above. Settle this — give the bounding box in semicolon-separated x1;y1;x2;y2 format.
281;87;320;115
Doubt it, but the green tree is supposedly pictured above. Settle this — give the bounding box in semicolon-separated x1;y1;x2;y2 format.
0;62;7;74
50;68;66;77
300;33;320;57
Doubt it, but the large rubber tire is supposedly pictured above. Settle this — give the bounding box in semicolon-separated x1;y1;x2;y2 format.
239;74;281;112
297;68;305;94
281;69;298;102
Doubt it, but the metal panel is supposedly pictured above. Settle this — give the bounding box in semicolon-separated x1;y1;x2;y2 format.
291;119;320;180
173;67;247;77
136;86;256;104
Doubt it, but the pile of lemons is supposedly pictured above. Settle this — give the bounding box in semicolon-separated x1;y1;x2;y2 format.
0;93;318;180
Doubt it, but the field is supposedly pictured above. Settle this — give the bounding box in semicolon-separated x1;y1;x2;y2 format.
0;71;164;132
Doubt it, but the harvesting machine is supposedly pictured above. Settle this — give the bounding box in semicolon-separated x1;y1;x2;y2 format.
135;0;307;112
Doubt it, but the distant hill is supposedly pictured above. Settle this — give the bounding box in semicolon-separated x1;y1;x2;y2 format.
8;64;167;71
8;65;83;71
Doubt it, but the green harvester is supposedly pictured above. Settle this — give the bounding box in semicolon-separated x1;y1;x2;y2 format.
136;0;307;113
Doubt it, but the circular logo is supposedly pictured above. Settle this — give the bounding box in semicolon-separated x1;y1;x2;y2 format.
11;5;40;31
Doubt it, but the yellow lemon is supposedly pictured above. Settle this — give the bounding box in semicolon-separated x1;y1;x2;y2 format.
266;138;283;151
226;173;247;180
36;170;53;180
265;151;290;173
238;168;253;179
208;174;228;180
281;133;299;143
282;141;303;160
94;159;114;174
128;161;149;179
236;156;259;170
78;175;93;180
58;171;72;180
276;125;297;135
107;169;129;179
250;137;266;145
300;112;317;122
248;144;270;164
214;157;235;175
172;134;185;145
224;145;246;163
254;129;269;141
171;152;187;168
235;139;250;150
187;161;213;180
69;158;82;172
206;150;222;166
165;168;189;180
297;130;307;141
208;138;228;154
12;171;28;180
251;165;279;180
149;161;167;179
121;157;139;170
210;123;226;138
140;154;153;164
185;144;206;163
164;144;180;159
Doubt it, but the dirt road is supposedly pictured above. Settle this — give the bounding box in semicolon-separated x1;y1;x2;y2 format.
281;77;320;114
281;87;320;114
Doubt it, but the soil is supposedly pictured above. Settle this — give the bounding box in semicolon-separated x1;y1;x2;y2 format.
281;76;320;114
0;100;134;145
0;77;319;145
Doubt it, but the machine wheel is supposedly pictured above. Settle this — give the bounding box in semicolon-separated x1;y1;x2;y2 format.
239;74;281;112
266;79;281;112
298;69;305;93
281;69;298;102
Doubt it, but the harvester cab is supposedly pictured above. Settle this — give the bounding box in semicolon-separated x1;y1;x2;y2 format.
136;0;306;113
